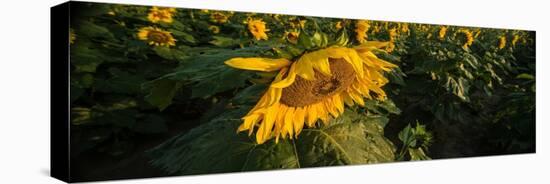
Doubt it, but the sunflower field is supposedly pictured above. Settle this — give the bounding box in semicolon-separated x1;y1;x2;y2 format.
68;2;535;180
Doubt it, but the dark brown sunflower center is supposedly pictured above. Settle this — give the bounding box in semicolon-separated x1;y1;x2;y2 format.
148;31;169;42
280;58;356;107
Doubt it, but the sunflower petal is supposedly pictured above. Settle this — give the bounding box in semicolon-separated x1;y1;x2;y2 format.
284;107;295;138
332;94;345;114
293;107;306;136
256;103;279;144
295;59;316;80
306;104;318;127
225;57;291;72
271;64;297;88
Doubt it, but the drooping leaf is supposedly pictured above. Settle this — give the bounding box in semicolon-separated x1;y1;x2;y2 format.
143;79;183;111
148;109;396;175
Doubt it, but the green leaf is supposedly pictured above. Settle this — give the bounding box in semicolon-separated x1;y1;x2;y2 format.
144;79;183;111
78;20;115;39
149;109;395;175
70;42;105;73
516;73;535;80
232;84;268;105
408;148;431;160
398;124;414;146
363;99;401;115
333;28;349;46
297;31;314;49
209;36;240;47
170;29;196;43
153;47;175;60
94;68;146;94
191;68;252;98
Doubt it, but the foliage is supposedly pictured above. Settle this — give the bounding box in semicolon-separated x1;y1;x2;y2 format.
68;2;535;176
149;109;396;175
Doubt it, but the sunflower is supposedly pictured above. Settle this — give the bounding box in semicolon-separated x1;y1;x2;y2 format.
438;26;447;40
400;23;410;35
457;29;474;49
512;34;520;46
498;36;507;49
355;20;370;43
247;18;270;40
224;41;397;144
147;7;176;23
284;31;299;44
137;27;176;47
335;21;343;30
210;12;229;24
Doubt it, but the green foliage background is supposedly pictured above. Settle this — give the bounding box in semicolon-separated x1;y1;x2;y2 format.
68;2;535;180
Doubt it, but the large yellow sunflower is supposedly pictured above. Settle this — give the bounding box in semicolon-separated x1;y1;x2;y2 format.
137;27;176;47
225;41;397;144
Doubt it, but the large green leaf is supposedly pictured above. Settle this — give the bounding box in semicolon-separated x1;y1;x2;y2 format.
148;109;395;175
143;79;183;111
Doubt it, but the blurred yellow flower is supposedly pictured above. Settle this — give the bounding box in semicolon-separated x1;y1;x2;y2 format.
69;28;76;44
512;34;520;46
247;18;270;40
438;26;447;40
355;20;370;43
210;12;229;23
400;23;409;34
388;28;397;41
137;26;176;47
457;29;474;49
290;19;306;29
209;25;220;34
147;7;176;24
498;36;507;49
335;21;343;30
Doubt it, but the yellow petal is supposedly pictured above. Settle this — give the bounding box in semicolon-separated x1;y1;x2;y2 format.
271;63;297;88
225;57;291;72
293;107;306;136
343;50;364;77
355;41;390;52
311;57;332;77
348;91;365;106
306;104;318;127
256;103;279;144
325;100;339;118
275;105;288;138
332;94;344;114
283;107;295;138
295;59;315;80
342;92;355;106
